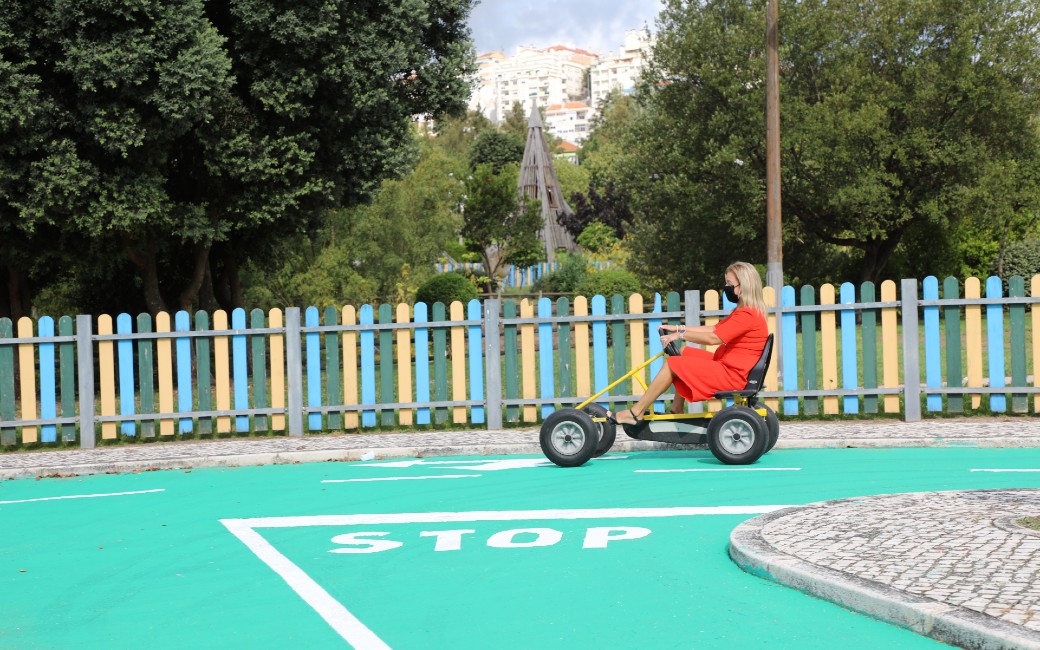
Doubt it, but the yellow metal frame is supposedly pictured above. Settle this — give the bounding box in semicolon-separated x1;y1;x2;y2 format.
575;350;765;421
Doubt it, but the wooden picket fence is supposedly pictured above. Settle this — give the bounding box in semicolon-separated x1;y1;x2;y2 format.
1;275;1038;450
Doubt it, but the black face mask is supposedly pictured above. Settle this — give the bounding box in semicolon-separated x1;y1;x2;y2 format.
723;284;739;304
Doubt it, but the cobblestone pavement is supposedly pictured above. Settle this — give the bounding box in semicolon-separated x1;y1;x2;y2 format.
5;416;1040;649
731;489;1040;650
1;416;1039;479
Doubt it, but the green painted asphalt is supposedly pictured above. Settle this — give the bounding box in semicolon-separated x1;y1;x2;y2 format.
3;447;1040;649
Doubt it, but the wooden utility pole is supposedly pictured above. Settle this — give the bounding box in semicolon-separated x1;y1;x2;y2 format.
765;0;784;383
765;0;782;293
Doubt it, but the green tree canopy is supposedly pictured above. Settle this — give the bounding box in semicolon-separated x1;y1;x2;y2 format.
619;0;1040;290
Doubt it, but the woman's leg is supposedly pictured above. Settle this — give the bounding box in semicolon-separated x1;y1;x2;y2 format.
670;395;686;414
613;364;675;424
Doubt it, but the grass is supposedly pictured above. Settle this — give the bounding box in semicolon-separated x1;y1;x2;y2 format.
1017;517;1040;532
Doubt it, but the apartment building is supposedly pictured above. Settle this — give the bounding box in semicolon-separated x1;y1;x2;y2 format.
469;45;598;124
544;101;597;144
588;29;654;108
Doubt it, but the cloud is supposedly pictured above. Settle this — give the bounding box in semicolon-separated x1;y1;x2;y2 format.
470;0;663;56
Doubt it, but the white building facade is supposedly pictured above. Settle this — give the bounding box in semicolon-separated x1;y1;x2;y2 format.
544;101;597;144
588;29;654;109
469;45;598;125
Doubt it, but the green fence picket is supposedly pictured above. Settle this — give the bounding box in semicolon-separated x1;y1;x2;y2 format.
611;294;626;386
250;309;268;432
0;319;15;446
432;302;448;425
943;277;963;413
136;314;155;438
503;300;519;423
194;311;213;434
1009;276;1027;412
860;282;878;414
59;316;77;441
800;285;818;416
378;304;394;427
324;306;342;429
557;298;572;400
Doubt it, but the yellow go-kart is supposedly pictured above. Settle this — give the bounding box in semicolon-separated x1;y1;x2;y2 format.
539;331;777;467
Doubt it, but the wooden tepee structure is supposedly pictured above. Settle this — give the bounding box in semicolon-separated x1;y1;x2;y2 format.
518;103;577;263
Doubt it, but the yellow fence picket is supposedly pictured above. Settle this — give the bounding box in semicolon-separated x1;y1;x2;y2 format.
520;299;537;422
96;315;117;440
574;296;591;398
396;304;413;427
880;281;899;413
820;284;839;414
17;318;38;443
450;301;467;424
269;309;286;431
628;294;645;396
763;287;779;410
156;312;174;436
213;310;231;433
341;305;359;430
703;290;722;412
965;277;983;409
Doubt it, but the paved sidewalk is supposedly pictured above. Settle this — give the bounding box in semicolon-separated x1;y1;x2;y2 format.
1;416;1039;480
731;489;1040;650
4;416;1040;649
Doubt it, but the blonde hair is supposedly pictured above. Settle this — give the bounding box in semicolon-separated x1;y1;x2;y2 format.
727;261;767;316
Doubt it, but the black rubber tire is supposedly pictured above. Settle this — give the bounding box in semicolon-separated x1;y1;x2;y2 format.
582;403;616;457
539;408;599;467
706;406;767;465
749;398;780;452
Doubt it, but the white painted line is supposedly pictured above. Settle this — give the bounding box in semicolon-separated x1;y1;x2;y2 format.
970;469;1040;473
635;468;801;473
221;504;793;649
0;488;165;505
322;475;481;483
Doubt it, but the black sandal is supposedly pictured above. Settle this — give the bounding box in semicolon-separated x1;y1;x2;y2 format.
607;408;642;426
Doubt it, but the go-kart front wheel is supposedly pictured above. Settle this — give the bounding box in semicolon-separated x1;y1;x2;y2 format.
706;406;767;465
540;408;599;467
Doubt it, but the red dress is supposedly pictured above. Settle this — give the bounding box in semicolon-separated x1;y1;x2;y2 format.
667;307;769;402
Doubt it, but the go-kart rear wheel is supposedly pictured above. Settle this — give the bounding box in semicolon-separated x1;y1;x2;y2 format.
582;403;616;457
540;408;598;467
707;406;767;465
750;398;780;451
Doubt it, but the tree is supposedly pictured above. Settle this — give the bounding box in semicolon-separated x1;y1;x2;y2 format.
621;0;1040;290
1;0;477;315
467;129;524;172
462;163;542;292
562;182;634;240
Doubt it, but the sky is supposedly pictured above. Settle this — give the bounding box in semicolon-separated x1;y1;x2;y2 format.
468;0;665;57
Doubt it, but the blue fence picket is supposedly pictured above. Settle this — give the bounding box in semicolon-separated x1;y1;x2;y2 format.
839;283;859;414
305;306;322;430
922;276;942;412
232;308;249;432
592;295;608;407
175;311;193;433
648;293;664;412
985;276;1006;412
38;317;57;442
781;286;799;415
415;302;430;425
467;299;485;424
538;297;554;418
359;305;376;427
115;314;136;437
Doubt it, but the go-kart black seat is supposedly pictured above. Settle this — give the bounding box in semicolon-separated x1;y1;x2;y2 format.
713;333;774;401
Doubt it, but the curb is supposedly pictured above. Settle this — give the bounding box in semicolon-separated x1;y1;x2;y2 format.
729;503;1040;650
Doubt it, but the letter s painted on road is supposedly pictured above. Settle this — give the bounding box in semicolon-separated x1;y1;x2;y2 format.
329;532;403;554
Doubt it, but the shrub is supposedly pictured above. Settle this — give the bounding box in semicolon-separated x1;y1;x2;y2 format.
532;252;590;293
997;238;1040;280
415;272;478;306
575;268;641;299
